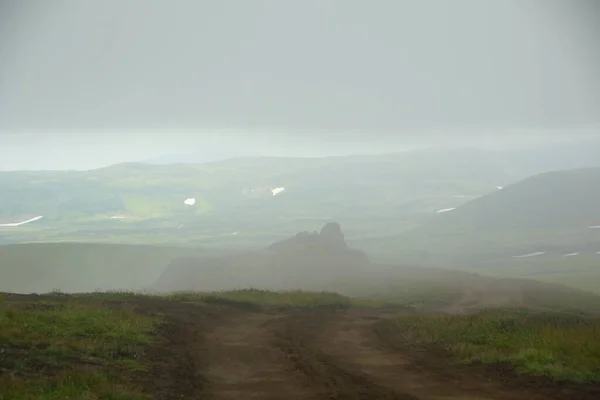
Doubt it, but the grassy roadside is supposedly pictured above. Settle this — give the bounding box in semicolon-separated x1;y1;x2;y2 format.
376;308;600;383
0;289;359;399
90;284;474;310
80;288;377;309
183;289;354;309
2;287;600;398
0;294;161;400
91;289;358;311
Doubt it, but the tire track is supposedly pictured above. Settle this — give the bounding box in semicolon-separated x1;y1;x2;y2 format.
139;300;598;400
271;308;419;400
203;311;321;399
316;309;508;400
276;308;555;400
140;300;211;400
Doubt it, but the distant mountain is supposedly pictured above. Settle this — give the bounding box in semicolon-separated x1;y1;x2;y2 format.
144;140;600;171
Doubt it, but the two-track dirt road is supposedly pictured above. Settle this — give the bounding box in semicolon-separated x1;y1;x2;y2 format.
141;301;600;400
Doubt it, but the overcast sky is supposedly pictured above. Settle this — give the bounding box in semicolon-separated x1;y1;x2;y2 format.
0;0;599;169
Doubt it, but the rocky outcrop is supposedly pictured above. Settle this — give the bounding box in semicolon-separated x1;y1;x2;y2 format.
319;222;347;248
268;222;353;253
152;222;369;292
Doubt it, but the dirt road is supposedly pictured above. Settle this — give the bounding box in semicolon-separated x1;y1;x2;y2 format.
141;301;599;400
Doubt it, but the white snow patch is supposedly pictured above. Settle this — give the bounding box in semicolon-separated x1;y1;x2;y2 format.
513;251;545;258
184;198;196;206
496;186;503;190
436;207;456;214
231;231;239;235
562;252;579;257
589;226;600;229
0;216;44;227
110;216;126;219
271;187;285;196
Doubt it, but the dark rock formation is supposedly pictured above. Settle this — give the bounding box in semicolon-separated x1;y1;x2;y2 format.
152;222;369;293
319;222;347;248
268;222;353;253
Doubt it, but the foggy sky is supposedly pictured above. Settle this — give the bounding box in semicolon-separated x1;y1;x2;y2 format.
1;0;599;169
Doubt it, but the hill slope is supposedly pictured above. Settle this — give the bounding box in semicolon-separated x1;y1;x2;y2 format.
420;167;600;232
381;168;600;267
151;222;600;311
0;243;228;294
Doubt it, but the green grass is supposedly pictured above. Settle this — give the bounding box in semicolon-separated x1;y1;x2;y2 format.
59;288;350;308
214;290;352;310
0;296;161;400
1;285;600;398
353;283;461;308
0;289;364;397
133;288;355;309
80;288;379;310
379;309;600;383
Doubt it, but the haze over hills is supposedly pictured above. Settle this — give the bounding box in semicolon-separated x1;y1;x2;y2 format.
2;142;600;246
0;149;507;246
143;151;249;165
2;142;600;281
150;222;600;311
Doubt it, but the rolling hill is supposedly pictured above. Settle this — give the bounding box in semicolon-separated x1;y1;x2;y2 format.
418;167;600;232
3;143;600;246
376;167;600;266
0;151;507;246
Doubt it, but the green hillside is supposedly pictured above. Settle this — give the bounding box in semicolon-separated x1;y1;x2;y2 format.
3;147;600;247
0;153;510;223
0;151;518;245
